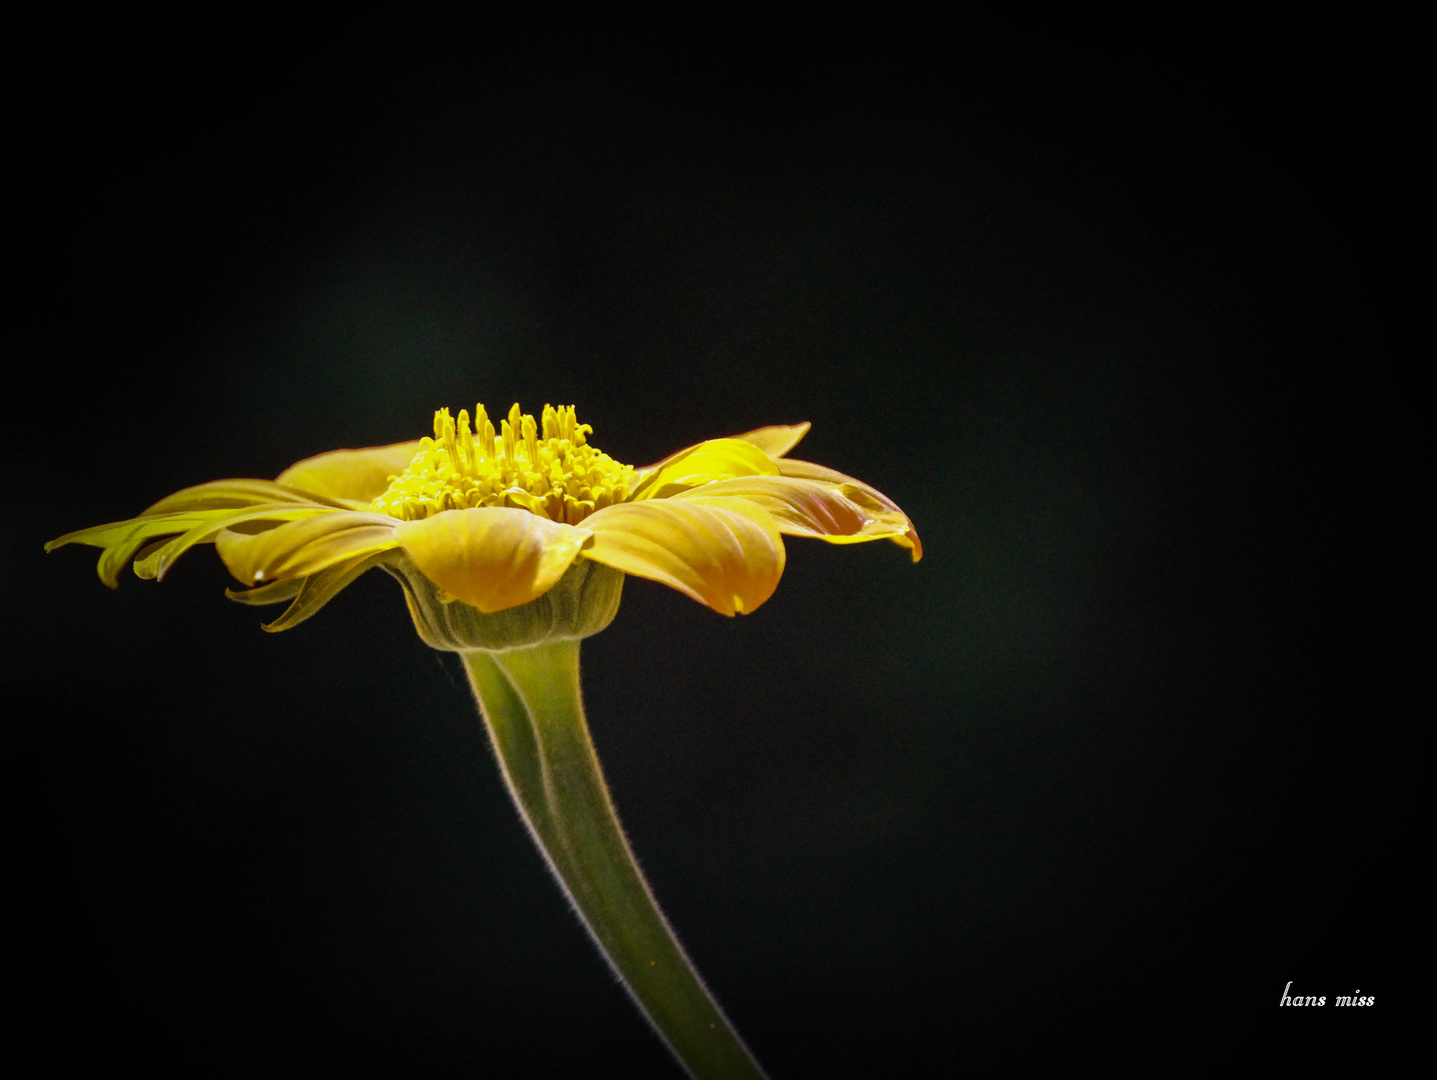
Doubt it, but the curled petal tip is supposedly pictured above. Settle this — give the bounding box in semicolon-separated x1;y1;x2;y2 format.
732;422;811;459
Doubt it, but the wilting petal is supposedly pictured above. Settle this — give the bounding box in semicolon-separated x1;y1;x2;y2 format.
395;508;593;613
225;577;303;606
259;550;395;632
630;438;779;500
47;511;216;556
730;422;810;459
674;476;910;544
46;505;331;588
134;504;340;581
216;511;401;584
276;440;424;504
143;479;353;515
583;497;785;616
775;459;922;561
93;513;229;588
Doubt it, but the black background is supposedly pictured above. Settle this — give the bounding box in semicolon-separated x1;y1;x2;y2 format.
8;20;1420;1074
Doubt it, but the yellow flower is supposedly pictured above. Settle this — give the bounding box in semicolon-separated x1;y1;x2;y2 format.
48;401;920;1076
47;403;920;632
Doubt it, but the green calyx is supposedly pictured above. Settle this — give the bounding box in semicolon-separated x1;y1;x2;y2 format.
383;553;624;652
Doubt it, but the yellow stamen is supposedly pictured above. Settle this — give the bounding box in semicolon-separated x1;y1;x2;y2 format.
371;404;635;525
458;409;475;472
475;404;494;462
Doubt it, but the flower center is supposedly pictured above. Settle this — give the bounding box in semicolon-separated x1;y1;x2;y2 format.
371;404;635;525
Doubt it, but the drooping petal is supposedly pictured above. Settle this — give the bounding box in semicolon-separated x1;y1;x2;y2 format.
673;475;911;544
730;422;811;459
582;497;786;616
275;440;424;504
133;504;341;581
774;458;923;561
94;513;229;588
629;438;780;501
47;505;334;588
225;550;395;629
394;508;593;614
225;577;304;606
216;511;401;585
142;479;354;515
47;511;217;556
259;550;396;632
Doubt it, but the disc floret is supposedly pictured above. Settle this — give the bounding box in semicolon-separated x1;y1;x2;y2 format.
371;404;636;525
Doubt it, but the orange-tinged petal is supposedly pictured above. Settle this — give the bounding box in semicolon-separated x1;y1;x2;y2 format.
730;422;811;459
582;497;785;616
216;511;401;584
673;475;910;544
630;438;780;500
775;458;922;561
394;508;593;614
275;440;424;504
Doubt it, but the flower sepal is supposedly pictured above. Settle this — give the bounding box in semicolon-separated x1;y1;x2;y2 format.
383;552;624;652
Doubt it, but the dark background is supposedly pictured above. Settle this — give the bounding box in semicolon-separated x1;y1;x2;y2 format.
8;23;1420;1074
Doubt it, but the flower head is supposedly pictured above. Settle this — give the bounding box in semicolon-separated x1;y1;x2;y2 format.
48;404;919;640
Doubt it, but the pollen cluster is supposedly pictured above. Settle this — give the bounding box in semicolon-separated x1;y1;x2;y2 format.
371;404;636;525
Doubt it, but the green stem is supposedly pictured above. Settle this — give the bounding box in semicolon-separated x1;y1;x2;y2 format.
462;640;767;1080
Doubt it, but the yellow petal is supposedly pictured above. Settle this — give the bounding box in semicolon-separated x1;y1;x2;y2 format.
225;577;304;606
259;550;395;632
582;497;785;616
94;513;227;588
730;422;811;459
216;511;401;584
46;505;333;588
673;475;910;544
48;510;219;556
142;479;352;515
394;508;593;614
776;458;922;561
630;438;780;500
134;504;340;581
275;440;424;504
